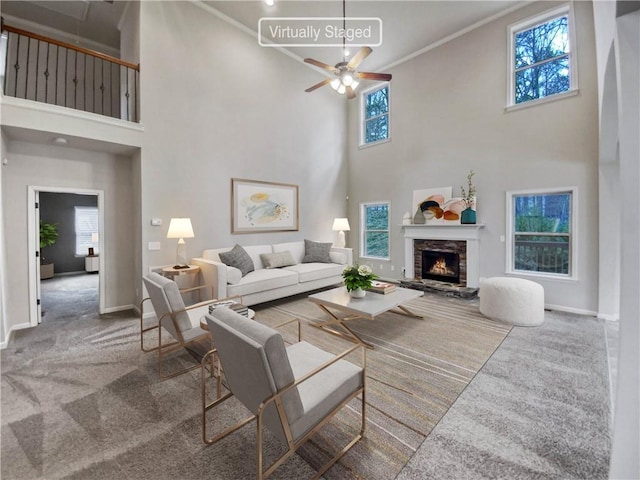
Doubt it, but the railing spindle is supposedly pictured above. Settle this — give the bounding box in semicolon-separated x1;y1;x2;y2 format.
35;39;39;101
44;42;50;103
3;32;10;94
2;21;139;122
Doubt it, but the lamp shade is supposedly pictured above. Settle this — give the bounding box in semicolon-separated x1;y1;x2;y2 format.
332;218;351;231
167;218;194;239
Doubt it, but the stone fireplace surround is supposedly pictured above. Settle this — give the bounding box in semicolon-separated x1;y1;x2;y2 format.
402;224;484;288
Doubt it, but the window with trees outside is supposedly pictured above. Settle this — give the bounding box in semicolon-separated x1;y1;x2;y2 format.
361;202;390;259
75;206;99;256
361;84;389;146
509;6;575;106
506;188;576;278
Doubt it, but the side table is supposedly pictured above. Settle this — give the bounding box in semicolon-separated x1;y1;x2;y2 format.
162;265;201;304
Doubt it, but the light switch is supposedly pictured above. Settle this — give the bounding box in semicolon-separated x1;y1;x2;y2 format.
148;242;161;251
500;235;505;243
151;218;162;226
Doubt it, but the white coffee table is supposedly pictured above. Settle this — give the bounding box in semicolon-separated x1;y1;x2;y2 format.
308;286;424;348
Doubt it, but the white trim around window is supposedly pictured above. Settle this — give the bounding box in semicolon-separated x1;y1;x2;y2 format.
360;201;390;260
505;186;578;282
359;82;391;148
506;3;579;111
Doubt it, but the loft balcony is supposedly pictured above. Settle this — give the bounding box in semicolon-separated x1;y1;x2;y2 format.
1;19;139;123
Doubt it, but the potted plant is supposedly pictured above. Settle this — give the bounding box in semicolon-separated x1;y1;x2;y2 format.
40;221;58;279
460;170;477;224
342;264;378;298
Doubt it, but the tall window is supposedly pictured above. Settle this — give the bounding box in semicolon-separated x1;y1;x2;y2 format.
506;188;576;278
360;202;389;259
361;84;389;146
75;206;99;255
509;5;575;106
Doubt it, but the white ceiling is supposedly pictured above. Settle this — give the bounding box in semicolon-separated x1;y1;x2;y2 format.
207;1;525;72
1;1;527;71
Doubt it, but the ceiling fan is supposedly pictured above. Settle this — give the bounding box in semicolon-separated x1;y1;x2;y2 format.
303;0;391;99
304;47;391;99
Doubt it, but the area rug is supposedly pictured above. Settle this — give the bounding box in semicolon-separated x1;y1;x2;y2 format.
255;294;512;479
1;292;510;479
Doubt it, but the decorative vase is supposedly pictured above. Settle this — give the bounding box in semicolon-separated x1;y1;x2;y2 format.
349;288;366;298
461;207;477;225
413;208;426;224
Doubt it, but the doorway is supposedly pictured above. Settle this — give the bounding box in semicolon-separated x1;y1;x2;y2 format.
28;186;105;326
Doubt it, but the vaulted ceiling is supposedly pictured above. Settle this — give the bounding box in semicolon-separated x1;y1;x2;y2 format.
1;0;526;71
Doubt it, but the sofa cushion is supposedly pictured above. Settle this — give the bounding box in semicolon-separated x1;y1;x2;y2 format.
260;251;297;269
302;239;332;263
272;241;305;264
226;266;243;284
283;262;345;283
219;244;255;277
227;268;298;297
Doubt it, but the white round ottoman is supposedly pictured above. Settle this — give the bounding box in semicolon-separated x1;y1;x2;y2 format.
479;277;544;326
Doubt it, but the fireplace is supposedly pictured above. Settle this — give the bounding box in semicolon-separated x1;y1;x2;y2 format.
413;239;467;286
403;224;483;290
422;250;460;284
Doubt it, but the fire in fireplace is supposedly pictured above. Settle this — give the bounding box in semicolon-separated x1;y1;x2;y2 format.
422;251;460;284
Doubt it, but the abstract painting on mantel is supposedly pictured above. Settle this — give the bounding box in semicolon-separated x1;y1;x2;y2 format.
412;187;469;225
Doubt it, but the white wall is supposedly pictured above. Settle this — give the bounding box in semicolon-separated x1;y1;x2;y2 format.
347;1;600;314
137;1;348;294
1;140;137;330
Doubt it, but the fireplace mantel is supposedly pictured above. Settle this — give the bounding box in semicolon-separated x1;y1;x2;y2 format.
402;224;484;288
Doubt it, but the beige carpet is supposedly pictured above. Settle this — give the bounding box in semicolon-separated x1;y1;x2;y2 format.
253;292;512;479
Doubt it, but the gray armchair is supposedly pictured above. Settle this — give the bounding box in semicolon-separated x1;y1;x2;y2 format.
141;272;217;380
202;307;366;480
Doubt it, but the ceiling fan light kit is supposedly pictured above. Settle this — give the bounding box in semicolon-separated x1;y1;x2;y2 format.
303;0;391;100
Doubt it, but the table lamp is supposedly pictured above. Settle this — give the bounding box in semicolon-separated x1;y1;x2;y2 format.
167;218;194;267
332;218;350;248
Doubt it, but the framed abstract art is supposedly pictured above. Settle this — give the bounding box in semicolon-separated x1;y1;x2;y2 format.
231;178;299;233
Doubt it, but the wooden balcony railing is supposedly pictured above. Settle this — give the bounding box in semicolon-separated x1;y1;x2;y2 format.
514;238;570;274
1;19;139;122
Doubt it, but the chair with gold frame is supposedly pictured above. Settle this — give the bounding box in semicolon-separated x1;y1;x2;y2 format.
139;273;214;353
141;272;237;380
201;307;366;480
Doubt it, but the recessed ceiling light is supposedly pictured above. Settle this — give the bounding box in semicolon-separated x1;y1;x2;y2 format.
264;0;275;6
53;137;67;145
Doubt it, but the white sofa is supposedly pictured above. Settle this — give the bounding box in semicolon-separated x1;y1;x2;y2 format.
191;241;352;306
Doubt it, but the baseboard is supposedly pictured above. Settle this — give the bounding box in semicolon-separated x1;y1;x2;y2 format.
102;304;136;314
545;304;598;317
1;322;34;349
597;313;619;322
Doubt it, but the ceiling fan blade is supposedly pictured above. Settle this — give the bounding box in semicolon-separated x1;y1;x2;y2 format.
305;78;332;92
355;72;392;82
346;86;357;100
347;47;372;70
304;58;339;74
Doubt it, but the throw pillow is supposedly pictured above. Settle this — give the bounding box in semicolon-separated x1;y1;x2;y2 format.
260;251;297;269
219;244;254;277
302;239;332;263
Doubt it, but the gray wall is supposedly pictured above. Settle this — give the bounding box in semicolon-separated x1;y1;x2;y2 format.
39;192;98;273
136;1;348;302
2;140;137;322
347;1;599;313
